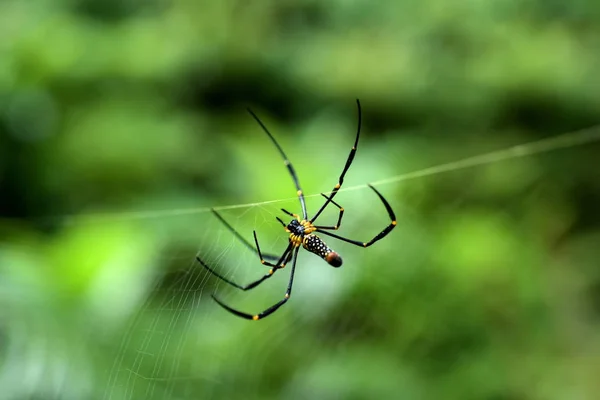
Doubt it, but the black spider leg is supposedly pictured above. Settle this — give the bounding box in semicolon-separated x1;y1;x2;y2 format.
197;241;293;294
247;108;308;220
317;185;397;247
211;246;301;321
211;209;280;262
310;99;361;224
280;208;299;219
253;231;293;267
313;193;344;230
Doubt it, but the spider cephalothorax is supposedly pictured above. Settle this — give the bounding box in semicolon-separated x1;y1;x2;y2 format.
197;99;396;321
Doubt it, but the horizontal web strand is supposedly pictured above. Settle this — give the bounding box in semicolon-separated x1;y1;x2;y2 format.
59;124;600;225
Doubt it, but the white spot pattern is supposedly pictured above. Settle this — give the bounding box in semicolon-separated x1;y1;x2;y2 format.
302;234;333;259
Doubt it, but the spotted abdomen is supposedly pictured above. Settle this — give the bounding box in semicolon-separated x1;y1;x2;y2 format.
302;234;343;267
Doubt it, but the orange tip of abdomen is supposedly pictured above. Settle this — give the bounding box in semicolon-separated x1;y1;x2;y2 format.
325;252;343;268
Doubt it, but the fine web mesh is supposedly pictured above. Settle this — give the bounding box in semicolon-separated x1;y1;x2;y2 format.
56;124;600;399
100;196;356;399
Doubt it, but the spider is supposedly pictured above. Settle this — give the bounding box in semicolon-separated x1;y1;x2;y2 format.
196;99;397;320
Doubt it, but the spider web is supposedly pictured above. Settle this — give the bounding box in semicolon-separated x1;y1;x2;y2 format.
31;124;600;399
99;193;373;400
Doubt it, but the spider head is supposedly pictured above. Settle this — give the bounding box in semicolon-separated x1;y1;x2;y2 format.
287;219;304;236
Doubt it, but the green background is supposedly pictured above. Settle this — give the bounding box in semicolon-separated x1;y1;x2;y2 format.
2;1;600;399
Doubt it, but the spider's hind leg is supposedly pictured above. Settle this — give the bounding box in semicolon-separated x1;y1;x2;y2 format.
313;193;345;230
316;184;396;248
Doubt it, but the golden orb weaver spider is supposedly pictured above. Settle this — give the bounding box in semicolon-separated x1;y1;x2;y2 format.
196;99;397;320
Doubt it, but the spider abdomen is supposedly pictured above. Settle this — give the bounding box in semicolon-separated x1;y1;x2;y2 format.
302;234;343;268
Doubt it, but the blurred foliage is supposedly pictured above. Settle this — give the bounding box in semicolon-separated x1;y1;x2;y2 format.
1;0;600;399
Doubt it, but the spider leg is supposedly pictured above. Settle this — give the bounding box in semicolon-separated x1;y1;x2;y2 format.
310;99;362;224
211;209;280;262
197;242;293;292
253;231;290;267
280;208;299;219
316;185;397;247
211;246;300;321
247;108;308;220
313;193;344;230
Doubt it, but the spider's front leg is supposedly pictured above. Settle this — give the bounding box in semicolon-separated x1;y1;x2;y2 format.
211;209;280;262
197;242;293;292
309;99;362;224
212;246;301;321
253;231;289;268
